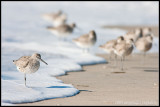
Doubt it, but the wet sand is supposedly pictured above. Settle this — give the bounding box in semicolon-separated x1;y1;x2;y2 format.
17;53;159;106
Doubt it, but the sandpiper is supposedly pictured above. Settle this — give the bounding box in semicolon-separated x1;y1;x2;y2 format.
42;10;67;26
113;38;134;70
135;34;153;57
99;36;124;60
72;30;97;52
42;10;62;21
53;14;67;26
13;53;48;87
47;23;76;39
123;28;143;42
142;27;152;37
99;36;124;67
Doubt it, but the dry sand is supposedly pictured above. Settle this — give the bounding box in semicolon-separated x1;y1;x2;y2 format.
18;53;159;106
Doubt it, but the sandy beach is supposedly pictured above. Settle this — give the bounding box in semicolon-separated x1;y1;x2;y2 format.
17;53;159;106
17;26;159;106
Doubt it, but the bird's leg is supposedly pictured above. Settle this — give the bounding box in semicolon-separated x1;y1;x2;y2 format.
121;56;124;71
109;54;111;61
24;74;26;87
143;52;146;61
123;56;125;70
114;54;117;67
120;57;122;70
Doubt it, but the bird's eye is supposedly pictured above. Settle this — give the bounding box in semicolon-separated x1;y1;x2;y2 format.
36;56;39;58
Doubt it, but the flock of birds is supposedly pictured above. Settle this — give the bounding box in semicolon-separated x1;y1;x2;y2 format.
13;10;154;87
43;10;97;52
99;27;153;70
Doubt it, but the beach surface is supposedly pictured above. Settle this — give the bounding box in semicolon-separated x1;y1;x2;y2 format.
18;53;159;106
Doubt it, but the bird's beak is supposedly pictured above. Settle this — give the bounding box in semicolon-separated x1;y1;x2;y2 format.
40;59;48;65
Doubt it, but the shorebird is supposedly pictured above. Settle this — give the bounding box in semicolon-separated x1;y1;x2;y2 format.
47;23;76;39
99;36;124;61
13;53;48;87
53;14;67;26
123;28;143;42
135;34;153;57
142;27;152;37
72;30;97;53
42;10;67;26
113;38;134;70
42;10;62;21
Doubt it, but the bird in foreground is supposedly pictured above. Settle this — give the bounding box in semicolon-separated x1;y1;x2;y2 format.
13;53;48;87
47;23;76;40
72;30;97;53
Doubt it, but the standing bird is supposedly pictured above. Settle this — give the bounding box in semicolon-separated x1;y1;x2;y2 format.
53;14;67;26
113;39;134;70
13;53;48;87
99;36;124;61
142;27;152;37
72;30;97;53
42;10;67;26
47;23;76;40
135;34;153;58
123;28;143;42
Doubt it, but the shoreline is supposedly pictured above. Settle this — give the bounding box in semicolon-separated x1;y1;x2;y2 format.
17;53;159;106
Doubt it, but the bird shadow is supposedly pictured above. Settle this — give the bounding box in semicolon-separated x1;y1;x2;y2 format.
79;90;93;92
111;71;126;74
144;69;159;72
131;66;158;70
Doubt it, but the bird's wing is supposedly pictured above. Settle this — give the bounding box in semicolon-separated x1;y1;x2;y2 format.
58;25;71;32
106;40;117;47
74;34;89;43
15;56;30;68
